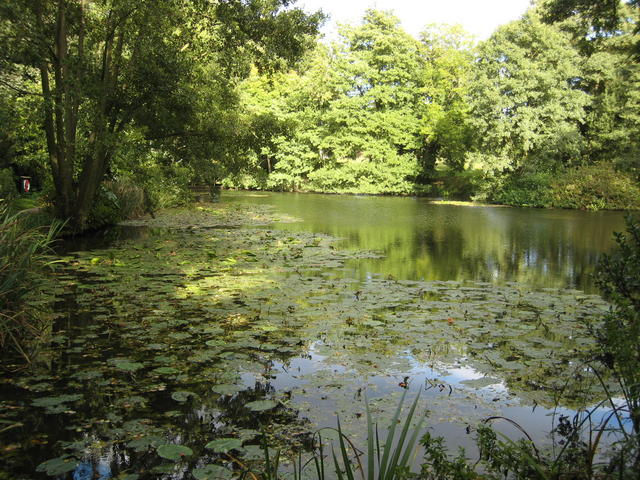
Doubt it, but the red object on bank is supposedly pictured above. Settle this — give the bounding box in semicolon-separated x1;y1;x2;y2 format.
19;176;31;193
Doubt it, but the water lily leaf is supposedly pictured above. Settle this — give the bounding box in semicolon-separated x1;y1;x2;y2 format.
205;437;243;453
245;400;278;412
127;435;164;452
157;444;193;461
193;465;233;480
171;391;198;403
31;394;83;413
36;456;78;476
212;384;243;396
114;361;144;372
152;367;180;375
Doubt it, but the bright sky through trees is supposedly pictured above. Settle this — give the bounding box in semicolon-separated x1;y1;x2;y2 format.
297;0;533;40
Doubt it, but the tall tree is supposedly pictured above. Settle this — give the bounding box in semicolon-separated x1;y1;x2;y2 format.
542;0;640;57
418;24;474;174
468;11;589;175
0;0;321;229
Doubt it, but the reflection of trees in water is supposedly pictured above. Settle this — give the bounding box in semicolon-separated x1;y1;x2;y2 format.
235;192;624;291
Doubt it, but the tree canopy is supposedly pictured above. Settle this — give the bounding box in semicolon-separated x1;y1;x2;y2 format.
0;0;322;229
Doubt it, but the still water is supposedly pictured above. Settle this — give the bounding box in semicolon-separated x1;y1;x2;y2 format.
0;192;629;479
225;191;626;292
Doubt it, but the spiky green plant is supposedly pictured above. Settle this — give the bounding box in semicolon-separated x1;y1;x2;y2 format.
314;389;426;480
0;205;62;360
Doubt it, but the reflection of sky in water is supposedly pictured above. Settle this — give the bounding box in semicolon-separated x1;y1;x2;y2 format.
238;340;625;451
73;459;111;480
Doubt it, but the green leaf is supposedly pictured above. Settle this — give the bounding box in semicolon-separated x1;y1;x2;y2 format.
114;361;144;372
245;399;278;412
157;444;193;461
192;465;233;480
36;456;79;476
171;391;198;403
205;437;243;453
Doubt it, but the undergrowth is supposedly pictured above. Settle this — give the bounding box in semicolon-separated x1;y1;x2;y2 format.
0;204;62;362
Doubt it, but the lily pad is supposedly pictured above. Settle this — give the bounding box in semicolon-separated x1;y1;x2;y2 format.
212;384;243;396
114;360;145;372
36;456;79;476
245;400;278;412
193;465;233;480
157;444;193;461
31;394;83;414
171;391;198;403
205;437;243;453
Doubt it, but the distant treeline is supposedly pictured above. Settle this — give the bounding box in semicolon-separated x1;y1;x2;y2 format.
1;1;638;232
229;3;640;210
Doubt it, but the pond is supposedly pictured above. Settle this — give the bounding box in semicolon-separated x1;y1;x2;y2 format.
0;192;628;479
224;191;626;292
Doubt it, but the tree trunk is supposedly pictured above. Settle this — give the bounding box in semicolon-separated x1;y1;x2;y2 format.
53;0;74;219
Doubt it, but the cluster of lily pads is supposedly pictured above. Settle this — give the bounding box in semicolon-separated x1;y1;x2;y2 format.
0;203;610;479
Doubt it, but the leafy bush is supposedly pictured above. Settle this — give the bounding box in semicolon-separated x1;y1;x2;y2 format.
141;163;194;209
594;215;640;468
490;171;555;208
549;164;640;210
87;184;122;230
104;179;146;219
418;168;485;200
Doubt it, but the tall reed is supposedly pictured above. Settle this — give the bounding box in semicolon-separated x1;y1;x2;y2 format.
0;205;62;360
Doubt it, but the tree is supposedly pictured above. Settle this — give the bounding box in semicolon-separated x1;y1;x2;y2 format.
541;0;640;57
468;11;589;175
418;24;474;174
0;0;321;230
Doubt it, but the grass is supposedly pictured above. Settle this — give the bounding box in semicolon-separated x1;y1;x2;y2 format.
246;390;426;480
0;203;63;362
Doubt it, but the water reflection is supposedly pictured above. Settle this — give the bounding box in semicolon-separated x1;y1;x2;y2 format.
225;192;626;292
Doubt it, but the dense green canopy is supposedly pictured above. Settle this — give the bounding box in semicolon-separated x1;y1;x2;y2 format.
1;0;639;228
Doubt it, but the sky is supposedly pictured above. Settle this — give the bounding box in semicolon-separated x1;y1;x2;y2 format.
296;0;534;42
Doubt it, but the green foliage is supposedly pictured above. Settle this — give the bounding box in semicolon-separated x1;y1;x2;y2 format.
492;171;555;208
416;167;485;200
419;432;478;479
596;215;640;447
469;11;589;174
549;164;640;210
0;0;322;229
0;206;61;358
237;10;476;194
104;179;146;220
0;168;17;200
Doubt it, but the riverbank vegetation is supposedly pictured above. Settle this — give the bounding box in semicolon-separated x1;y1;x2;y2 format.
231;3;640;209
1;1;639;234
0;206;61;362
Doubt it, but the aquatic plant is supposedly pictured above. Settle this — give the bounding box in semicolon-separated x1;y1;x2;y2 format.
248;390;425;480
0;205;62;360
